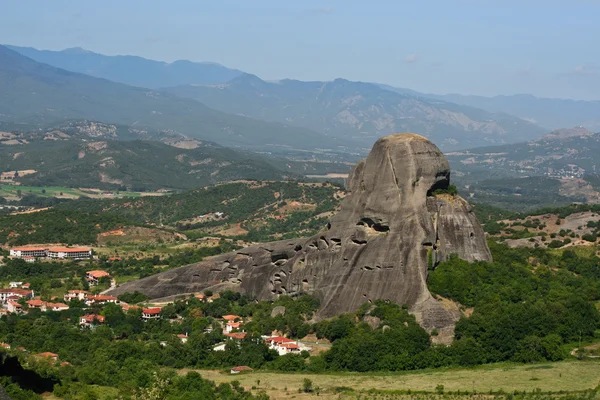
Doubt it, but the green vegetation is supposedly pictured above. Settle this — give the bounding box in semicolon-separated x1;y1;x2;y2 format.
0;209;130;245
58;181;340;242
0;139;294;191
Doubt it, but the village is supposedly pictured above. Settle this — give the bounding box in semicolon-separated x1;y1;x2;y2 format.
0;259;314;375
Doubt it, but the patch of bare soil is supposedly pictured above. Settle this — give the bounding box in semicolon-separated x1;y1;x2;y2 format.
97;226;186;245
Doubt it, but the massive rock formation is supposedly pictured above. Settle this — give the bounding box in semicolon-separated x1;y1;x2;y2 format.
110;133;491;334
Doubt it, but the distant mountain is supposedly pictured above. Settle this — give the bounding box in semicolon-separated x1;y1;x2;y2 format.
426;93;600;131
164;74;546;150
0;137;296;191
0;45;337;151
5;45;244;88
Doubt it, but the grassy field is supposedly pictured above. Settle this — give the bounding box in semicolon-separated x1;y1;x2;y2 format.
192;360;600;400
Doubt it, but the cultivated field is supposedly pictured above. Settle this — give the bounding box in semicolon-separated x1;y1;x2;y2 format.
194;360;600;400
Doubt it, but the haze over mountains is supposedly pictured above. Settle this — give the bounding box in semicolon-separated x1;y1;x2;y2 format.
5;45;244;88
4;44;584;151
0;45;333;151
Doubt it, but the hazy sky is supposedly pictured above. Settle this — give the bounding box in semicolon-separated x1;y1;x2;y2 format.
1;0;599;100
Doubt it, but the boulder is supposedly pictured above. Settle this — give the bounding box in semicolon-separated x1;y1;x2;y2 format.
110;133;491;333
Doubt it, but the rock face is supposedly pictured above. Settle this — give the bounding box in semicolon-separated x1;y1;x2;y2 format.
110;133;492;333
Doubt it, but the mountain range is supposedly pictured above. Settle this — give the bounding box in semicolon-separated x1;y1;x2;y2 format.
0;45;334;151
5;45;244;88
163;74;545;149
3;44;560;151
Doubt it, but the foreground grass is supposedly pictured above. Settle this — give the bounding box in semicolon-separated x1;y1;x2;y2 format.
192;360;600;400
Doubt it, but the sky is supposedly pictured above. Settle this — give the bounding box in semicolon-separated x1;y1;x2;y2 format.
1;0;599;100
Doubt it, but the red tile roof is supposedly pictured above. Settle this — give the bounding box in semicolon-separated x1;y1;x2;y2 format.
49;247;91;253
86;270;110;278
266;336;294;344
81;314;105;323
224;332;247;340
10;247;46;252
279;343;299;349
222;314;241;321
0;288;33;296
142;307;162;315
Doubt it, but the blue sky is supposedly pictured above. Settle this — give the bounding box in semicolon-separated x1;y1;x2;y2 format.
1;0;599;100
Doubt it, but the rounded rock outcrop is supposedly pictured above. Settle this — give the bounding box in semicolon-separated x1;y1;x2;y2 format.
110;133;492;336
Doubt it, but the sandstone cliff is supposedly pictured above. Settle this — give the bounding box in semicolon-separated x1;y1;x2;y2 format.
110;133;492;334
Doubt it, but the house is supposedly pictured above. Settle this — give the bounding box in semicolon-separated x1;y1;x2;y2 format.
64;290;88;302
60;362;72;367
222;314;242;322
26;299;44;309
9;282;22;288
276;342;301;355
21;283;30;289
23;256;35;263
36;352;58;361
0;343;10;350
265;336;303;355
177;333;189;344
142;307;161;320
86;270;111;285
230;366;253;374
0;288;34;303
85;294;118;306
79;314;105;327
9;247;47;258
48;247;91;260
6;300;23;314
224;321;242;334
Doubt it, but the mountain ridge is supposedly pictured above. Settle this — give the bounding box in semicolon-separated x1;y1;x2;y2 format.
164;73;546;150
0;45;339;151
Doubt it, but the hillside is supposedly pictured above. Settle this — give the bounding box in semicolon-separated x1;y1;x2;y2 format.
6;45;244;89
58;180;342;242
163;74;546;150
444;129;600;210
0;139;295;191
0;119;184;143
431;92;600;131
0;45;338;151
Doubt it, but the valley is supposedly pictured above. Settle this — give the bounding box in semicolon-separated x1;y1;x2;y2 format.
1;12;600;399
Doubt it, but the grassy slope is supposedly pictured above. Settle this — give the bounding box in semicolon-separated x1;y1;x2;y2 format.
195;360;600;399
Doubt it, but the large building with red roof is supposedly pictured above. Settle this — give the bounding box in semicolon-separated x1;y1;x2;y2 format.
9;246;91;260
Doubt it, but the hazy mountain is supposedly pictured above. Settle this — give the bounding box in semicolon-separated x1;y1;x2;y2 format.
0;45;338;151
5;45;244;88
426;93;600;131
164;74;546;150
